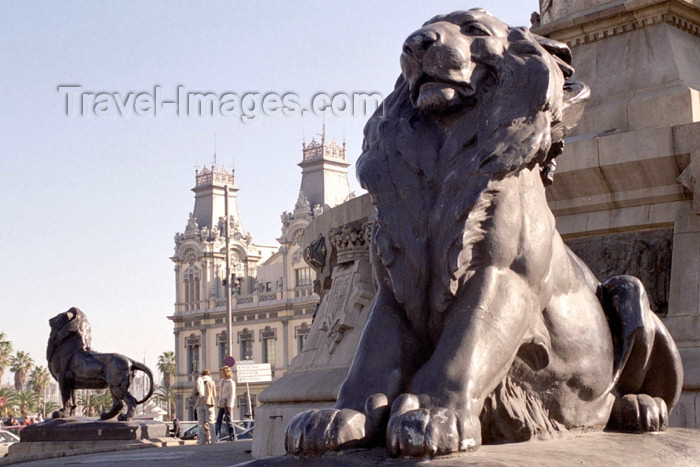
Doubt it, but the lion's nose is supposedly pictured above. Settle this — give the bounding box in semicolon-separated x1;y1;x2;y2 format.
403;29;439;61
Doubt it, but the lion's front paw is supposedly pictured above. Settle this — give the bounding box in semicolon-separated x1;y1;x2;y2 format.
608;394;668;432
285;394;389;455
285;408;368;455
387;394;481;458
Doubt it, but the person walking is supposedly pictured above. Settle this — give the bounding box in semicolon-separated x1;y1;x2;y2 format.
215;366;236;441
191;369;217;444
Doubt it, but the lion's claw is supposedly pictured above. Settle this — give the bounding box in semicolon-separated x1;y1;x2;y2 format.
285;408;368;455
608;394;668;432
387;394;481;458
286;394;390;455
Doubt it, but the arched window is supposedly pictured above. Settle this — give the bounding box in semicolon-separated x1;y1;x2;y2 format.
294;267;312;287
184;266;201;311
185;334;201;381
260;326;277;367
216;331;229;368
295;322;310;354
238;329;253;361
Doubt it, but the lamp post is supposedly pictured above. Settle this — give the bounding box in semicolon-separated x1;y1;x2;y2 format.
225;185;233;365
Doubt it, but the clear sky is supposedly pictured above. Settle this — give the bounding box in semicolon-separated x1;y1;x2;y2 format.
0;0;538;385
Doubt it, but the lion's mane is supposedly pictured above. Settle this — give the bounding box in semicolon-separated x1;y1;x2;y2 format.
47;307;92;378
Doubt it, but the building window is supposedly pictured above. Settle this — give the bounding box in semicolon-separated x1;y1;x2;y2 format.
185;334;200;381
296;322;310;353
295;267;312;287
184;266;201;310
186;397;196;421
217;332;229;368
263;339;276;366
260;326;277;367
238;329;253;361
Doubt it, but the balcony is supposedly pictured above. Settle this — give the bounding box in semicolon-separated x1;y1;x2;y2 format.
174;287;315;315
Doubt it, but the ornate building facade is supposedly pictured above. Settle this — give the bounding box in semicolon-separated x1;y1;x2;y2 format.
169;133;352;420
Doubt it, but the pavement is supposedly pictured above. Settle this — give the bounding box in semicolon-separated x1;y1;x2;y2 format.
4;439;253;466
5;429;700;466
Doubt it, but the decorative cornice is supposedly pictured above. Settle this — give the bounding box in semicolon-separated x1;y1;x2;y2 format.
534;0;700;47
302;137;346;162
195;166;236;188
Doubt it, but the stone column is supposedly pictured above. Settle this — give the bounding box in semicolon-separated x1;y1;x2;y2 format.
173;264;181;312
282;318;289;368
534;0;700;428
201;328;207;373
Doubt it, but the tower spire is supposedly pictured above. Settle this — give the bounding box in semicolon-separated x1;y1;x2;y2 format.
212;133;217;169
297;124;351;211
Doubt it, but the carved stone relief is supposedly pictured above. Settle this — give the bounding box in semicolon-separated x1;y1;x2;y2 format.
565;228;673;316
302;221;374;354
318;271;354;354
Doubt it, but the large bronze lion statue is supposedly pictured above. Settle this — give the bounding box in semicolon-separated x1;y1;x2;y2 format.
47;307;154;421
286;9;683;458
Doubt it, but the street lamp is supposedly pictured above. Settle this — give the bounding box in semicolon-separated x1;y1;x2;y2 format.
225;185;233;364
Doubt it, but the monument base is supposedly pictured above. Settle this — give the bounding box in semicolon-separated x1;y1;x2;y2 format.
240;429;700;466
7;417;175;460
19;417;168;442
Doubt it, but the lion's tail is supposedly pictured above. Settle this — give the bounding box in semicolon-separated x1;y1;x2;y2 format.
130;360;155;405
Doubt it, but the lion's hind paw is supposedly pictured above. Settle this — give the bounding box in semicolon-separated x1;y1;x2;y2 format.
608;394;668;432
387;394;481;458
285;408;368;455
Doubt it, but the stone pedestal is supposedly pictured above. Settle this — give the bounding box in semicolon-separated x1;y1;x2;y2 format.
252;196;376;458
534;0;700;429
8;418;170;458
242;429;700;466
19;418;168;442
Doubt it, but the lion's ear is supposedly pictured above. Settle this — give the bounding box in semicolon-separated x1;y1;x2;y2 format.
508;28;542;56
533;34;574;78
530;34;590;139
551;79;591;142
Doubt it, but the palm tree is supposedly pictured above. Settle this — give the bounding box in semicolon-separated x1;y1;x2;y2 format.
0;331;13;385
157;351;175;389
10;351;34;391
29;366;51;417
77;390;113;417
43;400;60;417
0;387;19;418
90;390;113;416
77;390;92;416
17;390;39;418
29;366;50;394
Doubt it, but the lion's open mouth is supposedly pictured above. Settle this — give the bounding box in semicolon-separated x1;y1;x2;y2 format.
410;73;475;112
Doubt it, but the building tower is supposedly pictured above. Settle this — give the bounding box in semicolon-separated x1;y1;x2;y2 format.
170;165;279;420
276;130;353;302
297;126;352;212
169;131;352;421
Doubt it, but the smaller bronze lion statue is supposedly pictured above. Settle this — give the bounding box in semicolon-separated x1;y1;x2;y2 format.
47;307;154;421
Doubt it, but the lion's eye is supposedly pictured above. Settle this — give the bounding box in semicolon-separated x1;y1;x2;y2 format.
461;23;491;36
